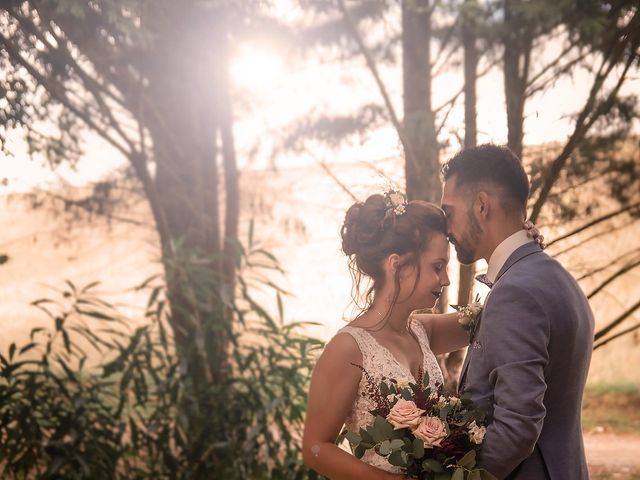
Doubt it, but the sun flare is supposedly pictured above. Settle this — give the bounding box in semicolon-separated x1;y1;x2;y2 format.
230;44;286;93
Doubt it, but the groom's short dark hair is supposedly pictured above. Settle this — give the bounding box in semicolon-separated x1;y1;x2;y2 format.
441;144;529;215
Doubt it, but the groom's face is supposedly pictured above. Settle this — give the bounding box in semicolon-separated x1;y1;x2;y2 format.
441;176;484;265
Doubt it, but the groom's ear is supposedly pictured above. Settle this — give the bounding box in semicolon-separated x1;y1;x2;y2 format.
474;191;490;220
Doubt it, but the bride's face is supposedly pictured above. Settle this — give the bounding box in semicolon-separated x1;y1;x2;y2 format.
397;233;451;311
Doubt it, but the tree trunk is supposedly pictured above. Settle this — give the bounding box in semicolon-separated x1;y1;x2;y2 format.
503;0;532;159
135;8;240;469
402;0;441;203
142;5;238;392
444;0;479;392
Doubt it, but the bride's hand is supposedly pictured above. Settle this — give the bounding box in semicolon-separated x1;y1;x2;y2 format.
524;220;545;249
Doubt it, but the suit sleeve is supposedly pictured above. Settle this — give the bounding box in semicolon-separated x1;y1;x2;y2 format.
478;283;550;479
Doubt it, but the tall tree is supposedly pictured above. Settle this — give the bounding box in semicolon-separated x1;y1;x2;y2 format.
497;0;640;347
444;0;481;391
402;0;441;203
0;0;246;432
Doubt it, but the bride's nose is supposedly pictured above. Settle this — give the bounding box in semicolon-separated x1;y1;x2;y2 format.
441;271;451;287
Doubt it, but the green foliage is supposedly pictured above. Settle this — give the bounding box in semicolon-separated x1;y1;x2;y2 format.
0;243;323;479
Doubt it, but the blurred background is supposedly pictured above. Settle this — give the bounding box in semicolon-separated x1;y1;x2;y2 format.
0;0;638;478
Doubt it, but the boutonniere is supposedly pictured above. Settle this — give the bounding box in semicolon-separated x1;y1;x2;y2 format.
451;294;483;342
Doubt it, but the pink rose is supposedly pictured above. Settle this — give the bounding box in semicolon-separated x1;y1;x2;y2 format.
412;416;448;448
386;399;425;429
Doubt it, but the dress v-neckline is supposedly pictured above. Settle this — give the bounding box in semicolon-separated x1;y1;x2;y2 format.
355;319;425;384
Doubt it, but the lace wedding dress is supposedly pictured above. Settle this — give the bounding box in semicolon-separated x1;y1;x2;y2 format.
337;317;444;473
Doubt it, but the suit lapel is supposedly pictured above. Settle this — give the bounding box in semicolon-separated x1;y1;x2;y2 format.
458;242;542;393
458;346;472;392
458;308;483;392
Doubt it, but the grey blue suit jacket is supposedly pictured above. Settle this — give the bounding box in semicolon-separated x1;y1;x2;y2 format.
459;242;594;480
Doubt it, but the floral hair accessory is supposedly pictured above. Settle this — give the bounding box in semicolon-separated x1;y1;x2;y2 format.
383;190;408;218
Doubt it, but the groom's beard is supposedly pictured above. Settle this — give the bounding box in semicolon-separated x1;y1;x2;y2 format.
453;211;483;265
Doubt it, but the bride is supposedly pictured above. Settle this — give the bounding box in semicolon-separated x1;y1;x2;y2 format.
302;191;540;480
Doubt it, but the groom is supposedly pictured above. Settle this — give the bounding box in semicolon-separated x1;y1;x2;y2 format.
440;144;594;479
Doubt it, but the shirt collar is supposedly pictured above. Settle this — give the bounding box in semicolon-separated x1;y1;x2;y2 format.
486;230;533;283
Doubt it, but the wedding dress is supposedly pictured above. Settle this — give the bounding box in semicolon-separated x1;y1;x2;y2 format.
337;317;444;473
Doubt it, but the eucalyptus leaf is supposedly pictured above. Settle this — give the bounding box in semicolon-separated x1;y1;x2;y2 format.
412;438;425;458
469;470;482;480
435;471;452;480
388;449;408;467
423;458;445;473
401;388;413;400
360;428;375;444
458;449;477;469
452;467;465;480
380;382;390;396
345;431;362;446
390;438;405;450
372;415;394;440
480;469;499;480
379;440;391;456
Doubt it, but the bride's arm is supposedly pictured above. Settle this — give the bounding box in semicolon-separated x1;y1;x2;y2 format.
413;312;469;356
303;334;403;480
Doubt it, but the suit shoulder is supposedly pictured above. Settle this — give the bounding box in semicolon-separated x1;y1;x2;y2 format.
501;251;578;294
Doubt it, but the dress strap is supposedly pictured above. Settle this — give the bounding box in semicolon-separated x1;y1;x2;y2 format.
336;326;378;370
409;317;432;351
337;326;374;354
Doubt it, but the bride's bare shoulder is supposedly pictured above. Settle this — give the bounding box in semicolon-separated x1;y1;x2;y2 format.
317;328;363;368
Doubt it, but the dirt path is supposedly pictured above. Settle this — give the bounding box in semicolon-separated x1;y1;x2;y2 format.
585;433;640;477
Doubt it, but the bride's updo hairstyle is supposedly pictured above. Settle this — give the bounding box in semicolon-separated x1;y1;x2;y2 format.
340;192;447;319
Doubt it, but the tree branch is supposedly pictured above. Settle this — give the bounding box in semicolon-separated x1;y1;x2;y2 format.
431;17;460;78
529;11;640;222
594;322;640;350
336;0;418;173
10;8;127;110
433;56;499;116
545;172;603;199
435;94;458;138
546;202;640;248
552;217;637;257
587;257;640;299
526;49;591;98
594;297;640;342
311;153;358;202
359;158;396;185
577;248;640;281
0;30;132;159
525;33;590;97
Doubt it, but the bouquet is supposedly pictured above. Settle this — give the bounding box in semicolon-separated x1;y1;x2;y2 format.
343;368;496;480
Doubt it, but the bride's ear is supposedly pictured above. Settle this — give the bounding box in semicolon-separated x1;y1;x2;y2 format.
474;191;490;220
384;253;400;275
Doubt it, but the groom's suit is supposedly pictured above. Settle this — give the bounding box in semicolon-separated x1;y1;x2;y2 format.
459;238;594;480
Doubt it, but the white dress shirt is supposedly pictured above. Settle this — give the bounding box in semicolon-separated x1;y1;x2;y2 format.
486;229;534;284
